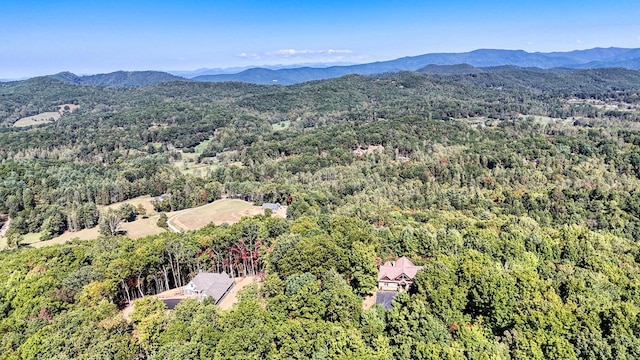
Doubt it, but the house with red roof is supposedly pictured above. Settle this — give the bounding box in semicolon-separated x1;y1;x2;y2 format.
377;256;423;291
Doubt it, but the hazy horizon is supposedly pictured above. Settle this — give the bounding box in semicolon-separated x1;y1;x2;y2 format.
2;0;639;79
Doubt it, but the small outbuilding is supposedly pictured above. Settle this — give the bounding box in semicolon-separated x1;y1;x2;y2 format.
183;272;235;304
262;202;281;211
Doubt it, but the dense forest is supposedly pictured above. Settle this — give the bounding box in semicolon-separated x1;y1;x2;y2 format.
2;67;640;358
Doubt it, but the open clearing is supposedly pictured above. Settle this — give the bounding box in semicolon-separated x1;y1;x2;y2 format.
194;137;214;153
14;196;164;249
175;161;219;178
173;153;219;178
13;104;79;127
103;195;158;216
25;215;166;249
171;137;218;178
0;215;9;244
169;198;274;231
119;215;166;239
3;197;285;250
13;112;61;127
272;120;291;131
8;198;283;250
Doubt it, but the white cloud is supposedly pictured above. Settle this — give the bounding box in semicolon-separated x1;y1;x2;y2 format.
242;49;353;59
263;49;353;58
271;49;310;56
236;52;261;60
327;49;352;54
235;48;358;65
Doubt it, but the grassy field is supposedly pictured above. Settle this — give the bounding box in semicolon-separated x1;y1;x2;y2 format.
13;104;79;128
194;137;214;153
6;196;164;250
25;228;99;248
2;198;285;250
169;199;262;231
173;155;219;178
181;164;219;178
23;215;168;249
103;195;158;215
13;112;61;127
120;215;167;238
272;120;291;131
169;199;268;231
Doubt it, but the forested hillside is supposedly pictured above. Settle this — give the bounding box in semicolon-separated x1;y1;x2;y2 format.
1;67;640;359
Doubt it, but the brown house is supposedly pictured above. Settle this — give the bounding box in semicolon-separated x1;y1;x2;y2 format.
377;256;423;291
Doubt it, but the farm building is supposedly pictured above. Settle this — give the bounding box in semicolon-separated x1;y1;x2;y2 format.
261;202;281;211
377;256;423;291
183;272;235;304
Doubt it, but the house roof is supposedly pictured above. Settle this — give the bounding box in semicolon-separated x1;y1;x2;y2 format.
190;272;235;302
378;256;423;281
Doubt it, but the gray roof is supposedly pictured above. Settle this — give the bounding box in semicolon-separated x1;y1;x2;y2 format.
190;272;235;303
262;202;281;210
375;291;398;310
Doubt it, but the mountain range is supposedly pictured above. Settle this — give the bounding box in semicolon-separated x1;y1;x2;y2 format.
18;47;640;87
47;71;189;87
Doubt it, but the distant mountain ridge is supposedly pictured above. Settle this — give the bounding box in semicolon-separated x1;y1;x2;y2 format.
48;70;190;87
169;62;357;78
194;47;640;85
24;47;640;87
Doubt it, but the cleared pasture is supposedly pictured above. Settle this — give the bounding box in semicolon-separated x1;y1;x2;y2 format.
103;195;158;215
3;198;284;250
13;112;61;127
169;199;265;231
13;104;79;127
194;137;214;153
25;215;167;249
175;160;219;178
272;120;291;131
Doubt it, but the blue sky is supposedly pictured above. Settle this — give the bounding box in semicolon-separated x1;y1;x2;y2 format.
1;0;639;78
